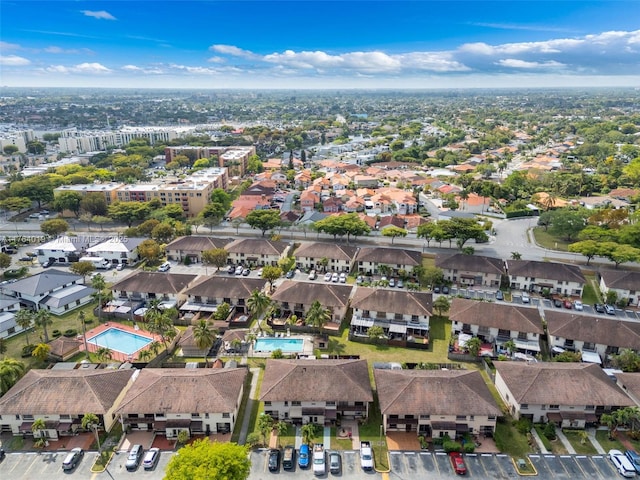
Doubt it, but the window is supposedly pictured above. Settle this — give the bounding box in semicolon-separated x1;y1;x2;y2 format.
191;413;200;418
456;415;466;421
586;405;595;410
326;401;335;406
264;401;272;406
549;405;559;410
222;413;230;418
362;310;370;317
521;404;528;410
292;401;301;406
419;414;430;420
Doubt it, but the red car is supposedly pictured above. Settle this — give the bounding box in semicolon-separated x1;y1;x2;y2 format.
450;452;467;475
563;300;572;309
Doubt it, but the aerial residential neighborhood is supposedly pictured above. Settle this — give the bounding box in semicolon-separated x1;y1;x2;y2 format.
1;87;640;479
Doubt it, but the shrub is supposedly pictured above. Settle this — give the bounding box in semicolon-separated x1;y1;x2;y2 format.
543;422;556;440
4;266;28;279
63;328;78;337
443;440;462;452
463;443;475;453
83;318;93;325
515;418;532;435
52;329;62;338
432;437;444;446
184;256;192;266
21;344;36;357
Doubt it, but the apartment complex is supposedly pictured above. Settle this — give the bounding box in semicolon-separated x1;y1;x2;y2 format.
164;146;255;177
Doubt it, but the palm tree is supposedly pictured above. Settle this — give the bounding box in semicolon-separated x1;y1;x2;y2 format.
137;349;152;362
504;339;516;356
275;421;289;447
193;319;216;365
257;413;274;446
301;423;321;445
95;347;112;363
148;341;162;356
32;418;46;442
247;289;271;320
0;358;26;395
82;413;101;450
90;274;106;323
14;310;33;346
305;300;330;333
34;309;53;343
465;337;482;357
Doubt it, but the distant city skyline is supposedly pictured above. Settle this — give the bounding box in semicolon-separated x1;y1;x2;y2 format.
1;1;640;89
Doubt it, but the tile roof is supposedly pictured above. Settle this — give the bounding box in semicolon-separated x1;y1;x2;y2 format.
435;253;504;275
294;242;358;262
115;368;247;414
185;276;267;298
545;311;640;349
260;359;373;402
5;269;82;297
0;369;135;414
270;281;353;309
506;259;586;284
449;298;544;334
351;287;432;316
494;361;634;407
225;238;289;256
599;270;640;292
374;369;500;416
355;247;422;266
112;272;198;295
165;236;232;252
614;372;640;404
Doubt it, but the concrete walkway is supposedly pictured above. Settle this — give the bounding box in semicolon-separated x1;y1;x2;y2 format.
237;368;261;445
323;427;331;449
530;428;549;454
295;426;302;449
586;428;606;454
555;429;576;454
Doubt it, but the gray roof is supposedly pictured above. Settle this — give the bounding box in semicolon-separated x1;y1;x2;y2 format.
506;259;586;284
166;236;232;253
41;284;96;309
4;269;82;297
0;312;16;333
599;270;640;292
355;247;422;266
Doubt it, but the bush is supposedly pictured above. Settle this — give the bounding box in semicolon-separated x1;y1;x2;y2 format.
83;318;93;325
63;328;78;337
21;344;36;357
463;443;476;453
543;422;556;440
432;437;444;446
4;267;28;279
52;329;62;338
443;440;462;452
515;418;533;435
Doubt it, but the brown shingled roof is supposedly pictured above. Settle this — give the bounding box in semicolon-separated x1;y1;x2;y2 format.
225;238;289;256
112;272;198;294
449;298;544;334
270;281;353;309
294;242;358;262
545;311;640;349
599;270;640;292
166;236;232;252
355;247;422;266
374;369;500;416
435;253;504;275
0;369;135;415
115;368;247;414
351;287;432;316
260;359;373;402
494;362;634;407
185;276;267;298
506;259;586;284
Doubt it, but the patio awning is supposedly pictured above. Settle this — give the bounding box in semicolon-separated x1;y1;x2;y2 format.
547;412;598;422
56;422;72;433
325;410;337;419
180;302;219;313
19;421;34;432
351;317;374;327
514;339;540;352
166;419;191;428
455;424;469;433
582;351;602;364
431;421;456;431
388;323;407;334
190;421;204;432
154;421;166;430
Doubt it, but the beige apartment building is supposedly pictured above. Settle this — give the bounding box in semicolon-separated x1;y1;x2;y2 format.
54;182;125;205
164;146;255;177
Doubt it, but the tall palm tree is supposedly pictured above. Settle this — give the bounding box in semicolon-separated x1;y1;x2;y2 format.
137;349;152;362
0;358;26;395
82;413;101;450
148;341;162;356
247;289;271;320
275;421;289;447
14;310;33;346
95;347;112;363
305;301;330;334
34;309;53;343
90;274;106;323
193;319;215;365
31;418;46;441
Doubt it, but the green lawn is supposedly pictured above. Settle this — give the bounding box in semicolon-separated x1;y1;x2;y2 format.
533;425;553;451
562;430;597;455
330;427;353;450
532;227;571;252
231;370;255;443
582;274;602;305
595;429;624;451
357;395;389;471
494;419;532;458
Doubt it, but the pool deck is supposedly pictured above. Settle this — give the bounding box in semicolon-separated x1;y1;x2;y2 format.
250;333;315;358
81;322;163;362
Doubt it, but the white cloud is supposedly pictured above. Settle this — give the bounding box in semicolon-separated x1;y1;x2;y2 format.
209;45;256;58
207;56;225;64
44;46;92;55
0;41;21;52
497;59;565;69
0;55;30;66
46;63;111;74
81;10;116;20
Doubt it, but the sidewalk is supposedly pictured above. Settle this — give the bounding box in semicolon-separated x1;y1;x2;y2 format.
555;429;576;454
530;428;549;454
586;428;606;454
237;368;261;445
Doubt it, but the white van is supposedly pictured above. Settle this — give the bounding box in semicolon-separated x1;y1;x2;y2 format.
609;449;636;478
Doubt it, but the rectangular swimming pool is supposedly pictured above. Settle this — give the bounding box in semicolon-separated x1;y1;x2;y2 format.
254;338;304;353
87;327;153;355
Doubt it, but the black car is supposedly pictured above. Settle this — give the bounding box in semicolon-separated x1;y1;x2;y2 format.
433;286;440;293
594;303;606;313
442;286;450;295
268;449;281;472
0;448;5;461
553;298;563;308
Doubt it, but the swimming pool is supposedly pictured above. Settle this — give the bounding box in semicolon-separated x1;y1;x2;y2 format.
254;337;304;353
87;327;153;355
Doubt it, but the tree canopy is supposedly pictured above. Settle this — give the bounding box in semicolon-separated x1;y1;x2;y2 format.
245;209;282;236
164;439;251;480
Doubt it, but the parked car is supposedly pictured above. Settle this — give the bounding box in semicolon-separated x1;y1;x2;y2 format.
625;450;640;474
125;444;144;471
339;272;347;283
449;451;467;475
41;260;52;268
609;449;637;478
442;286;450;295
331;272;339;283
116;263;125;271
433;286;441;293
553;298;563;308
495;290;504;301
329;451;341;474
389;278;396;287
268;449;281;472
235;265;244;275
0;448;5;462
324;272;332;282
521;292;530;303
298;444;310;469
282;445;295;471
19;256;32;262
158;262;171;272
257;268;263;277
227;265;236;274
308;270;317;280
143;447;160;471
242;268;251;276
563;299;573;309
397;279;404;288
605;304;616;315
573;300;583;311
62;448;83;471
594;303;606;313
285;270;294;279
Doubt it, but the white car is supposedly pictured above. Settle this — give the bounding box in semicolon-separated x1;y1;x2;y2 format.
235;265;244;275
324;272;332;282
308;270;317;280
609;449;637;478
331;272;339;283
339;272;347;283
521;292;530;303
573;300;583;311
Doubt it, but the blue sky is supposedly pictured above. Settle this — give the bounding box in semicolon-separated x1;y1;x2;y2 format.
1;1;640;89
